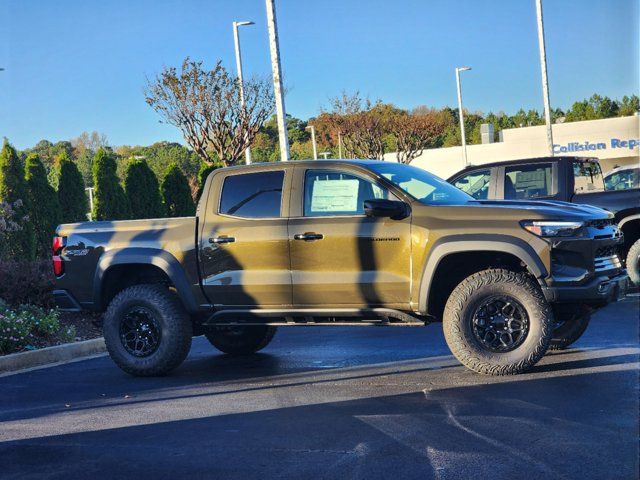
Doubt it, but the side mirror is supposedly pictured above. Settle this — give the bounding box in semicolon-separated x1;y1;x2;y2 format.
363;199;410;220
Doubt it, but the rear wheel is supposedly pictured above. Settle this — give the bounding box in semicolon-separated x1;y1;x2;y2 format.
205;325;277;355
443;269;553;375
549;304;592;350
103;284;192;376
627;239;640;286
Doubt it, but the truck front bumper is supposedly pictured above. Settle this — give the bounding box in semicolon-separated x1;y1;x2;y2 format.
541;271;629;306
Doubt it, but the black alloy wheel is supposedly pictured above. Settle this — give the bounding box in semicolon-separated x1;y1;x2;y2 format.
471;295;529;352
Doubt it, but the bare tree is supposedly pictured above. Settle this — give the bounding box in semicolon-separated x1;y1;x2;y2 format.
145;58;275;166
71;131;108;156
390;109;450;164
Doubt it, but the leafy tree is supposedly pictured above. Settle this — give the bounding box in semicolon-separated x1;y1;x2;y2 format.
92;148;130;221
0;141;35;259
161;164;195;217
25;154;62;257
618;95;639;116
124;158;165;219
57;153;89;223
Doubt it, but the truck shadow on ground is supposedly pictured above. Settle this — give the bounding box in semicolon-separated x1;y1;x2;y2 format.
0;363;637;480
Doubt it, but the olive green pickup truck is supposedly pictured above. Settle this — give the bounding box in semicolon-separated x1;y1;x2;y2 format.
53;160;629;376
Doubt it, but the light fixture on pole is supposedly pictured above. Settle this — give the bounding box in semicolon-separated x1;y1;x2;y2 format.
319;151;331;159
455;66;472;167
305;125;318;159
233;20;254;165
265;0;290;162
535;0;554;156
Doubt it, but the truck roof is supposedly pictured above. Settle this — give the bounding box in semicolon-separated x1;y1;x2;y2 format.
447;156;598;180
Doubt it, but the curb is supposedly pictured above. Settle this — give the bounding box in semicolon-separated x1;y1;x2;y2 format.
0;337;107;375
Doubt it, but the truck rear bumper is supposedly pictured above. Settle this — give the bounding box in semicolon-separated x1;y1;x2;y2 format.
53;289;83;312
541;271;629;306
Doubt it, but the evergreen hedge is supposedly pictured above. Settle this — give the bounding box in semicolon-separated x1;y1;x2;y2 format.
92;148;130;221
57;153;89;223
196;163;219;202
25;154;62;257
0;141;35;260
161;163;195;217
124;158;165;219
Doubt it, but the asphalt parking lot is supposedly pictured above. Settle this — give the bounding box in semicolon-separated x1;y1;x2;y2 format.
1;295;638;480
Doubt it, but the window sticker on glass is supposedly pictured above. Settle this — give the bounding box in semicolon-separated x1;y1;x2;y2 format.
310;179;360;213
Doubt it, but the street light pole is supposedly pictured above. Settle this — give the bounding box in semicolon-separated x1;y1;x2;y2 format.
265;0;290;162
306;125;318;159
455;66;472;168
337;132;343;158
535;0;554;156
233;20;255;165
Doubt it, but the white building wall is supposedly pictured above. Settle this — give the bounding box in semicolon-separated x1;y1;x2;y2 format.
384;115;640;179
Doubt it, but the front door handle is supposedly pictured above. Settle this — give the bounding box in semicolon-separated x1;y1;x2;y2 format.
294;232;324;241
209;236;235;244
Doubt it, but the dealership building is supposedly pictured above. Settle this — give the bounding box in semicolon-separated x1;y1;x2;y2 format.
385;115;640;179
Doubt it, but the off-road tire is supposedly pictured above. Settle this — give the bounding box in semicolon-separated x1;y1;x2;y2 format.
627;239;640;286
443;269;553;375
205;325;277;355
549;304;591;351
103;284;192;376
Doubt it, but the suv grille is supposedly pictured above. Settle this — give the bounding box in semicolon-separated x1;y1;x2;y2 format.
595;245;619;258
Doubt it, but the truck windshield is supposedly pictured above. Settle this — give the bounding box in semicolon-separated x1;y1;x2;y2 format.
369;163;473;205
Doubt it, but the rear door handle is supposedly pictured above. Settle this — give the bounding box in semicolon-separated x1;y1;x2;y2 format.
294;232;324;241
209;236;235;244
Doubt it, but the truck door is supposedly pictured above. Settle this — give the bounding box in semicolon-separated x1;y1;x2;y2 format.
199;167;292;307
288;166;412;309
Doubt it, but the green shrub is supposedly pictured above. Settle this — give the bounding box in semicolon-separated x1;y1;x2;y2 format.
161;163;195;217
25;154;62;257
92;148;130;220
57;153;89;223
0;140;35;260
0;259;55;308
0;302;60;354
124;158;165;219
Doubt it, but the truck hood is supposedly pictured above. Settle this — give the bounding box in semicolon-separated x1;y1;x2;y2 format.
468;199;613;221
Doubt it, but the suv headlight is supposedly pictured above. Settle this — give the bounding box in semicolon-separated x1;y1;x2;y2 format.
520;220;584;238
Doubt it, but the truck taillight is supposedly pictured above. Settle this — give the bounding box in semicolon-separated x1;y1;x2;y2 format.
52;236;66;277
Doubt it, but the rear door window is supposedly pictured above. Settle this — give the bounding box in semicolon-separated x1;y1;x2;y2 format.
219;170;284;218
504;164;553;199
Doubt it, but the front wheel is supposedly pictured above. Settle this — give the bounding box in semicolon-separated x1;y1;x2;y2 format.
626;239;640;286
549;304;592;351
205;325;277;355
443;269;553;375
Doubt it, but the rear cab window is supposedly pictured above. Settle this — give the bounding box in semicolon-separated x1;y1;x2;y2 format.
219;170;285;218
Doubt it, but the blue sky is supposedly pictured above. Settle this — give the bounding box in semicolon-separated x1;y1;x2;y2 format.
0;0;637;149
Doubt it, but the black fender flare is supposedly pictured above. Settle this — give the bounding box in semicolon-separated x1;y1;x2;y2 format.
417;234;548;314
93;248;199;313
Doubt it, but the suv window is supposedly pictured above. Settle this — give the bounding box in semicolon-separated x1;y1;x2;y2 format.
574;160;605;193
504;164;552;199
304;169;388;217
605;167;640;190
452;169;491;199
220;170;284;218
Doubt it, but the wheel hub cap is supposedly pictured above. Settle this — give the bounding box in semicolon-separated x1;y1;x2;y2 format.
472;296;529;352
119;307;161;357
